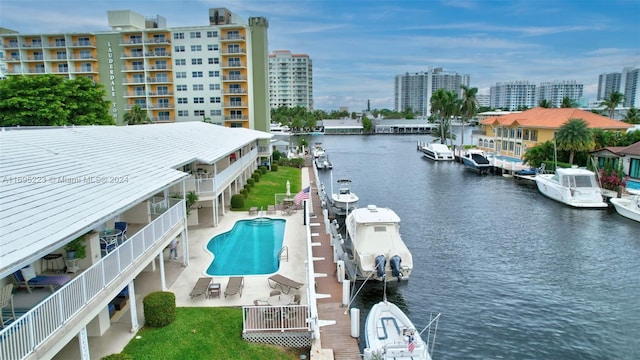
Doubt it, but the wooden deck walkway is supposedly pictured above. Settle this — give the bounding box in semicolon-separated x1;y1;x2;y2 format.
308;167;361;360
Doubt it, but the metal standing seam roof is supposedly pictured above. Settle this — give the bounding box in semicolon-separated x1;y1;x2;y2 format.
0;122;272;278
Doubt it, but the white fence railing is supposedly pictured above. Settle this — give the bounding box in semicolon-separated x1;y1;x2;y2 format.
0;200;185;360
242;305;310;332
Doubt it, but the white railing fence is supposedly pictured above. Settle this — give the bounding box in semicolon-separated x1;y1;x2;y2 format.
0;200;185;360
242;305;310;332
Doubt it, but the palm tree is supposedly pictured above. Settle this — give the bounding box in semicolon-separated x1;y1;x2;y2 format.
622;107;639;124
430;89;458;145
555;118;595;165
459;85;478;147
600;91;625;119
538;99;553;108
123;104;150;125
560;97;578;108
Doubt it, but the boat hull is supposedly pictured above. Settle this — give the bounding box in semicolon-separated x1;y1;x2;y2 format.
420;144;454;161
364;301;430;360
610;197;640;222
461;156;491;173
535;174;608;208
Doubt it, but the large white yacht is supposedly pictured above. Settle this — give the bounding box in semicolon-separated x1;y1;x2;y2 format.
534;167;608;208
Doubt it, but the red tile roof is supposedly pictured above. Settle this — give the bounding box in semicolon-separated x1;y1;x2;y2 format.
480;107;632;130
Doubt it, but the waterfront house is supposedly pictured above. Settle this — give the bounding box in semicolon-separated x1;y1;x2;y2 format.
591;142;640;190
0;122;271;359
477;107;632;160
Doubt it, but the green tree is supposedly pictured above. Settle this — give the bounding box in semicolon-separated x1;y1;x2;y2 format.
560;97;578;108
430;88;458;145
622;107;639;124
555;118;594;165
0;74;113;126
538;99;553;108
600;91;625;119
522;140;556;167
123;104;150;125
459;85;478;146
361;115;373;133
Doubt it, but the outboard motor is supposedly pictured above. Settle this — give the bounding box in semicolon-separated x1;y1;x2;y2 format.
375;255;386;278
390;255;402;280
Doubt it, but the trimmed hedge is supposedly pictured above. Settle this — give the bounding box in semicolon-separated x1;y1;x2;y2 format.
247;178;255;187
252;173;260;182
271;163;278;172
231;194;244;208
244;184;251;193
143;291;175;328
259;165;267;174
240;188;247;198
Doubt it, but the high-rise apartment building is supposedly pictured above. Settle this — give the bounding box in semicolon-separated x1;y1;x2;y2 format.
597;72;622;101
476;94;490;108
536;80;583;108
268;50;313;110
394;68;470;117
597;67;639;108
0;8;270;131
490;81;537;110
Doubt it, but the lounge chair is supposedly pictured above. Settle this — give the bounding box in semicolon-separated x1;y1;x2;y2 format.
1;284;15;327
12;265;71;293
224;276;244;298
267;274;304;294
189;277;212;299
267;205;275;214
253;299;269;306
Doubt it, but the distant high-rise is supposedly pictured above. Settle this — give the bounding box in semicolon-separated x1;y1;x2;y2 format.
597;67;639;108
268;50;313;110
394;68;470;117
537;80;583;108
490;81;536;110
476;94;490;108
0;8;271;131
597;72;622;101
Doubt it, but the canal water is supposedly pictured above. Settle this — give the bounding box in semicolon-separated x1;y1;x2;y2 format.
310;133;640;360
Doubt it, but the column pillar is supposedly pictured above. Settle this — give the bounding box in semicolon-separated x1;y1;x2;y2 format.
128;280;139;333
78;327;90;360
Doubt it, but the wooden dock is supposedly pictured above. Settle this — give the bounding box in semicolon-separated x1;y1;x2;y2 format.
308;167;361;360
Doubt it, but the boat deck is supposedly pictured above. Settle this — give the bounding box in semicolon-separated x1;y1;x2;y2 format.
308;167;362;360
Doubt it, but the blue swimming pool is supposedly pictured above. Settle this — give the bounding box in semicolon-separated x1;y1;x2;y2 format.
492;155;522;163
627;179;640;191
206;218;286;276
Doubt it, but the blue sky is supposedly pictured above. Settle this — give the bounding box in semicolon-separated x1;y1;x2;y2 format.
1;0;639;111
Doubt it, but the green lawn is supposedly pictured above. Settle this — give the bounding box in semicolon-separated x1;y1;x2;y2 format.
119;308;304;360
241;166;302;211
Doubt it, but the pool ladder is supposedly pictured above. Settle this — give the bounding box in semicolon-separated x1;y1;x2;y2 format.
279;246;288;262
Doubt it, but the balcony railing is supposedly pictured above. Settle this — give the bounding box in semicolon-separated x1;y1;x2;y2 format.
220;35;245;41
222;75;247;81
221;61;246;69
220;48;246;55
0;200;185;360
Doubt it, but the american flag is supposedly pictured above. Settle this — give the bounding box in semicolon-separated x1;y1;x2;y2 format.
293;186;310;205
407;335;415;353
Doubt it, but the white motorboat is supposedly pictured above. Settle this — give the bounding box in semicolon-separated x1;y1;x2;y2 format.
534;167;608;208
312;142;325;158
460;149;491;174
343;205;412;282
314;153;333;170
269;122;291;135
421;143;454;161
363;300;439;360
610;194;640;222
331;178;358;216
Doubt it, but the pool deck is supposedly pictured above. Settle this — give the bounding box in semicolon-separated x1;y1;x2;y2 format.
53;166;360;360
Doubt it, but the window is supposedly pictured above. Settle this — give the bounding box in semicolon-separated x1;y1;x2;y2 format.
156;73;169;82
190;32;201;39
190;45;202;51
77;37;90;46
153;34;166;43
133;74;144;82
210;109;221;116
178;98;188;104
33;52;43;60
31;38;42;46
178;110;189;116
229;96;242;106
81;63;92;72
154;60;167;69
208;70;219;77
191;58;203;65
207;31;218;38
226;44;240;54
56;51;67;60
194;110;205;116
57;63;68;73
157;86;169;95
207;44;219;51
79;50;91;59
192;71;203;78
209;97;221;103
173;32;184;39
132;61;144;70
209;84;220;90
229;70;241;80
193;84;204;91
54;38;66;46
177;85;187;91
158;111;170;120
176;72;187;78
175;45;185;52
175;59;186;66
194;97;204;104
226;30;240;40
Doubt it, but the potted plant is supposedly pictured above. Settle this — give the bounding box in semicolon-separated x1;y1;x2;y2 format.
64;235;87;259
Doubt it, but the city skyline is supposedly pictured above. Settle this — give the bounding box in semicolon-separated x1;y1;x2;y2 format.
1;0;638;111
